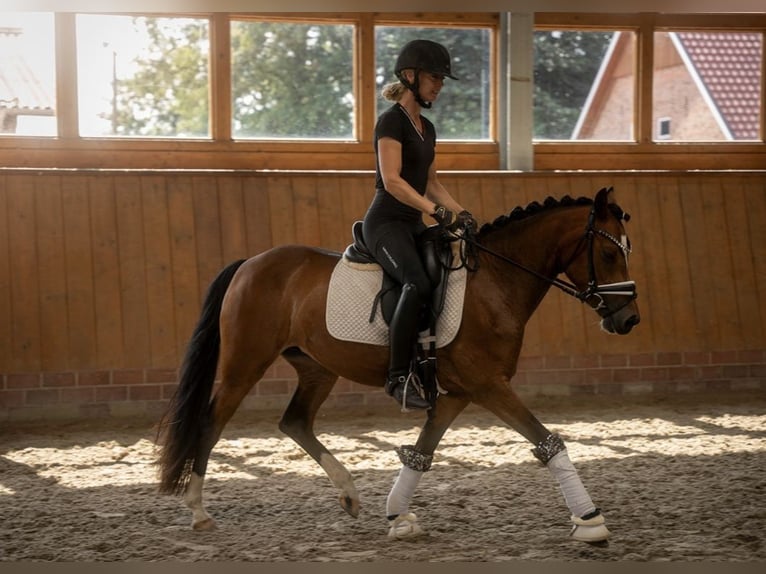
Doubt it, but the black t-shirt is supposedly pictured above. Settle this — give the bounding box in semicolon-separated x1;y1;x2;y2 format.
369;104;436;223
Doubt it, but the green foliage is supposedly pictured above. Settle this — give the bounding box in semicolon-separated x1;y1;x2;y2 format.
115;17;209;137
533;30;613;139
231;21;354;138
375;26;491;140
111;19;611;142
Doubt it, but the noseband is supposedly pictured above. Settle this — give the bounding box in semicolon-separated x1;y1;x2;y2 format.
453;205;637;319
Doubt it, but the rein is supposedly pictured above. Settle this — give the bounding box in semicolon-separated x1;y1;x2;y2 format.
446;205;637;318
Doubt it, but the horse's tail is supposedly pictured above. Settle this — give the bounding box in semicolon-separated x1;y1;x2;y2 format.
156;258;247;495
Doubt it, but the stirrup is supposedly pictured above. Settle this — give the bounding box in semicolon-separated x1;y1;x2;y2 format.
385;372;430;412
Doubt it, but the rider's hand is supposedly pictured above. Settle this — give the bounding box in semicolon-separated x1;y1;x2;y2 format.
430;204;454;228
455;210;477;233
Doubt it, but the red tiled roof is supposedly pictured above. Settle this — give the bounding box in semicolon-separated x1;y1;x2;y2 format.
0;27;54;113
675;32;762;140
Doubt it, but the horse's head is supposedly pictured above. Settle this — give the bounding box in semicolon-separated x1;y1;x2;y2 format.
563;187;640;335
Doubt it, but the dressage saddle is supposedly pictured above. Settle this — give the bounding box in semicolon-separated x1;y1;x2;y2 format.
343;220;454;328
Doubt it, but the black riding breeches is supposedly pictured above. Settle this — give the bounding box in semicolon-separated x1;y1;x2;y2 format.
362;218;431;305
362;218;433;374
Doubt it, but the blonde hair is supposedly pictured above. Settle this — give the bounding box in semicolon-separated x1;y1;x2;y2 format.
381;81;408;102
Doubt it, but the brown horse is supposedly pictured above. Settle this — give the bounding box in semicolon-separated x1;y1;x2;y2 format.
156;186;639;543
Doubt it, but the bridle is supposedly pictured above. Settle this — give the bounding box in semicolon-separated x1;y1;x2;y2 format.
450;204;638;319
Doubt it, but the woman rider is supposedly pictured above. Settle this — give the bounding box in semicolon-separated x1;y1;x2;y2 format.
362;39;476;410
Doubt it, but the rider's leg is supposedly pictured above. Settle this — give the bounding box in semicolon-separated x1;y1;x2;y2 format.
385;282;430;410
366;223;432;410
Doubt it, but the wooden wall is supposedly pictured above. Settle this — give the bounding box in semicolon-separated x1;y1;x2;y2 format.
1;169;764;420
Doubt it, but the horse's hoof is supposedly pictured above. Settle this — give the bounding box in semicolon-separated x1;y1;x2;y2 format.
340;494;360;518
387;512;424;539
569;513;610;543
192;517;217;531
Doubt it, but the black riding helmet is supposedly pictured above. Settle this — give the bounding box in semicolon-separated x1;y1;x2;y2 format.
394;39;458;108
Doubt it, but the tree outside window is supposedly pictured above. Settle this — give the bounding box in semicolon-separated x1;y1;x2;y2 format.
231;20;355;140
375;26;492;141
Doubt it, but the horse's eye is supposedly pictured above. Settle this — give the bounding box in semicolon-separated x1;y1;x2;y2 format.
601;249;617;264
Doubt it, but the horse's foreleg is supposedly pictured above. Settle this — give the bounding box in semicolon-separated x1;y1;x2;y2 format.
278;353;360;517
386;393;470;539
474;387;610;543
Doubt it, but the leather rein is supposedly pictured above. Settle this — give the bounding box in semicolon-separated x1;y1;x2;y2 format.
447;204;637;319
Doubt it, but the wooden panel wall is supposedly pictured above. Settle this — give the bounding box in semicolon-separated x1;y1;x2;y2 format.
0;169;764;418
1;169;765;372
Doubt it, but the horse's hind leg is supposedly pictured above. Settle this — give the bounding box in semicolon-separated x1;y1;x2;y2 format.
184;358;279;530
278;349;361;518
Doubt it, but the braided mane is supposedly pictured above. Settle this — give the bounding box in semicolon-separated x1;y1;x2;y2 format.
478;195;591;236
477;194;628;238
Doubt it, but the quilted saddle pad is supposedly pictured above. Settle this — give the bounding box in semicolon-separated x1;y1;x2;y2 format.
325;257;467;348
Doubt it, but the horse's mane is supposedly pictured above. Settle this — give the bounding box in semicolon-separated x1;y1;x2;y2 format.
477;194;628;237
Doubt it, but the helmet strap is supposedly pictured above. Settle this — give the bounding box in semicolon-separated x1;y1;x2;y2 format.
399;70;432;109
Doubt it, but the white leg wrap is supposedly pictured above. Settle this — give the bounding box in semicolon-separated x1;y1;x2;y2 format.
547;450;596;519
386;465;423;518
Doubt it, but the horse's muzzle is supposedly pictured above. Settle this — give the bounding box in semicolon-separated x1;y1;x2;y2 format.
601;311;640;335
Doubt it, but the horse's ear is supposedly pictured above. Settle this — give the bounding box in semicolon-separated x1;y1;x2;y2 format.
594;187;614;220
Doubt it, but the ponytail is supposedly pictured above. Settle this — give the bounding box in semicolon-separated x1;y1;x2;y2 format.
381;81;408;102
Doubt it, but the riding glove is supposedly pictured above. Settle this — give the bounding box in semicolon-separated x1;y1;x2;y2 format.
431;205;454;228
456;210;478;233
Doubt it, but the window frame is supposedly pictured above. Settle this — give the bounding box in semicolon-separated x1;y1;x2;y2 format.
533;13;766;170
0;11;763;170
0;11;500;170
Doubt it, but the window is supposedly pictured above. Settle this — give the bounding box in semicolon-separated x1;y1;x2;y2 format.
0;12;763;171
0;13;56;136
231;19;355;140
657;117;672;139
534;29;635;141
533;13;765;170
76;14;210;138
375;25;493;140
653;30;762;142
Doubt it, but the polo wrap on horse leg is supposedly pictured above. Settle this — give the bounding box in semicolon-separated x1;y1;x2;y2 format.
396;444;433;472
385;445;432;539
532;433;610;542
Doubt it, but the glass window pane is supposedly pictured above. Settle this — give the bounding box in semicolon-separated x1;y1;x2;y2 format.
535;30;634;141
76;15;210;138
653;31;762;142
231;20;354;140
375;26;492;141
0;13;56;136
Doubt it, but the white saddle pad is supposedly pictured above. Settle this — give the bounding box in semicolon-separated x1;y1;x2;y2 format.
325;257;467;348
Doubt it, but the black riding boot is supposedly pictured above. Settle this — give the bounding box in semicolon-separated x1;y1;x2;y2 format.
385;283;430;410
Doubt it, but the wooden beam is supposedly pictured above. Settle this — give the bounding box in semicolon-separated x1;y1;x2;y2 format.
54;13;78;139
210;13;232;141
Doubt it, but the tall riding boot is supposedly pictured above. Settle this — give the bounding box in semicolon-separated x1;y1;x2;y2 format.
385;283;430;410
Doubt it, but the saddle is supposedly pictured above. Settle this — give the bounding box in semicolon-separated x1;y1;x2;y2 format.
342;221;456;403
343;221;454;326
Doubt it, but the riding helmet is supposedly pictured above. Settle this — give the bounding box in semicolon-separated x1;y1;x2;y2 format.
394;39;459;81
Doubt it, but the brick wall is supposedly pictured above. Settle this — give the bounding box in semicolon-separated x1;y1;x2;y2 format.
2;350;764;422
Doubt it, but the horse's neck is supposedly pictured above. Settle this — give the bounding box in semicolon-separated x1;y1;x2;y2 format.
479;212;578;320
488;215;569;275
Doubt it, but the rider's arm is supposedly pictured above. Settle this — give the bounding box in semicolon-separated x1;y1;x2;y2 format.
425;162;465;215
